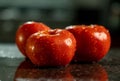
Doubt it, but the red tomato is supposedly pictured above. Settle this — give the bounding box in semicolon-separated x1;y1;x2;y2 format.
66;25;111;62
15;21;50;57
26;29;76;67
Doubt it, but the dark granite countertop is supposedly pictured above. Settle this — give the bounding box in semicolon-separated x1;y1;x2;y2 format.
0;44;120;81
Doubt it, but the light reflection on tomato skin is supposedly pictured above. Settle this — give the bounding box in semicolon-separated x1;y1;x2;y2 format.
15;21;50;57
66;25;111;62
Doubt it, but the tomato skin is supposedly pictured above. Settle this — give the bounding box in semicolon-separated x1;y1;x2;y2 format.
15;21;50;57
66;25;111;62
25;29;76;67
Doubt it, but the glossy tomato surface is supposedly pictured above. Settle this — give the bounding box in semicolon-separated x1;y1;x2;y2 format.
66;25;111;62
16;21;50;57
26;29;76;67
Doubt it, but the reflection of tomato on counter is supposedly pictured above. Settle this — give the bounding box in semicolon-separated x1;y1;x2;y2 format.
14;60;73;81
70;63;108;81
14;59;108;81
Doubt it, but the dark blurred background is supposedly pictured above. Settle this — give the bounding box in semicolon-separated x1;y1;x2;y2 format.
0;0;120;47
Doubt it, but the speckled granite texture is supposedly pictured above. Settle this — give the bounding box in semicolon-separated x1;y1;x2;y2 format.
0;44;120;81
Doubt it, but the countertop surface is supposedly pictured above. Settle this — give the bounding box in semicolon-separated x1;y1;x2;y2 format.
0;44;120;81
